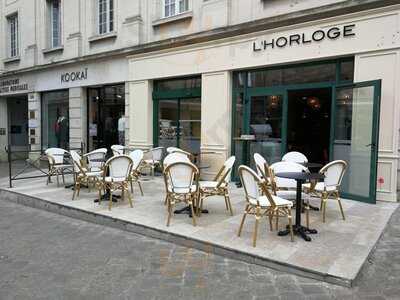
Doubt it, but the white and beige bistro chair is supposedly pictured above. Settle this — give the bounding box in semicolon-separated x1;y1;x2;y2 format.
70;150;103;200
269;161;310;228
302;160;348;223
142;147;164;177
163;161;199;227
99;155;133;210
269;161;309;199
111;145;125;156
237;165;294;247
166;147;193;160
84;148;107;172
282;151;308;164
128;149;144;196
254;153;271;189
45;148;72;186
162;152;191;205
198;156;236;216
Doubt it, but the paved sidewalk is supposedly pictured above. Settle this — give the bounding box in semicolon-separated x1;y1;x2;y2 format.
0;199;399;299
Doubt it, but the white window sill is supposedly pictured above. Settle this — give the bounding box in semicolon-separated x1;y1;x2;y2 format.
3;56;20;64
88;31;117;43
42;46;64;55
152;11;193;27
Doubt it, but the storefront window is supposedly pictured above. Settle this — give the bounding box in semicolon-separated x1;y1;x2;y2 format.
154;77;201;153
42;90;69;149
234;60;351;88
340;60;354;82
155;77;201;91
88;84;125;151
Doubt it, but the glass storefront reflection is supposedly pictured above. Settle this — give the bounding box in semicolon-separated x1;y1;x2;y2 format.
42;90;69;149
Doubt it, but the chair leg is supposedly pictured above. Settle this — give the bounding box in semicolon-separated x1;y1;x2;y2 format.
190;201;197;227
253;208;260;247
288;208;294;242
109;190;113;210
62;169;65;185
275;210;279;230
98;187;102;204
164;194;168;205
238;205;249;237
166;200;173;227
72;183;77;200
337;192;345;220
322;195;327;223
130;180;134;193
56;173;60;187
76;183;81;197
225;193;234;216
305;202;310;229
224;195;229;210
127;188;133;208
268;213;273;231
138;181;144;196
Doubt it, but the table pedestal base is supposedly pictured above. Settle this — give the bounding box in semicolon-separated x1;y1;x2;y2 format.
278;225;317;242
94;192;120;203
174;206;209;217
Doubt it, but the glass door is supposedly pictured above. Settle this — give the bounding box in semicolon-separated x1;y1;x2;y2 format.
233;90;286;170
331;80;381;203
249;94;285;166
156;98;201;154
158;99;179;150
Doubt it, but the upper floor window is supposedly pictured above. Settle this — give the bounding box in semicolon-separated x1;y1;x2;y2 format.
7;14;19;58
98;0;114;34
164;0;189;18
49;0;61;48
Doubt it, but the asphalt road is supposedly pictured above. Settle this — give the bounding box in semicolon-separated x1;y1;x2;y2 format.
0;198;399;300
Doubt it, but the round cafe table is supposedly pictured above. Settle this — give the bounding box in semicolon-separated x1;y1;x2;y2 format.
275;172;324;242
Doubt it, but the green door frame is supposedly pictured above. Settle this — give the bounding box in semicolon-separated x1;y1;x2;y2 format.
153;87;201;148
329;80;381;204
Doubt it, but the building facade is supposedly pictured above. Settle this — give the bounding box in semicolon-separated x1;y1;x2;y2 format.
0;0;399;203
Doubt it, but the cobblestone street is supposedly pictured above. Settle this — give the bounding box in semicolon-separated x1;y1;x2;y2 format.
0;198;399;300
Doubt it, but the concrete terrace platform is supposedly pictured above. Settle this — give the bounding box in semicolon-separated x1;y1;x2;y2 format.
0;174;397;287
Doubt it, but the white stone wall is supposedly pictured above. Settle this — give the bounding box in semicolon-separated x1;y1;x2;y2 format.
0;0;354;73
68;87;87;151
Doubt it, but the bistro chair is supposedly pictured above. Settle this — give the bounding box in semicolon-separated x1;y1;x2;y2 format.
163;161;199;227
237;165;294;247
253;153;271;189
45;148;72;186
142;147;164;177
269;161;311;228
166;147;193;160
303;160;348;223
111;145;124;156
282;151;308;164
100;155;133;210
70;150;103;200
128;149;144;196
269;161;309;198
84;148;107;172
198;156;236;216
162;152;191;205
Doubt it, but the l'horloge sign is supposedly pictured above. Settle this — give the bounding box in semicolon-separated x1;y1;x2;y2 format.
253;24;356;52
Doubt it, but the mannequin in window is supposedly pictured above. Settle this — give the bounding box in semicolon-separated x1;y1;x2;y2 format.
55;107;69;149
118;113;126;146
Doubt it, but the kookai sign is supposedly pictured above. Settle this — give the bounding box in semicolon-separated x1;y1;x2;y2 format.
61;68;88;83
253;24;356;51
